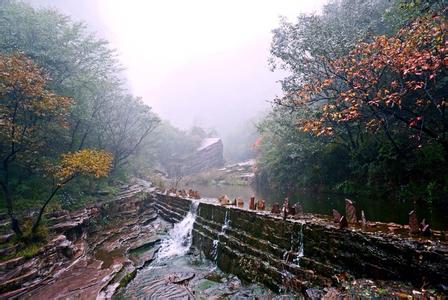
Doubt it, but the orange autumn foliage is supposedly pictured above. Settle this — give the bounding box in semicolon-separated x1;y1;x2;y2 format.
56;149;113;182
0;52;72;151
290;14;447;144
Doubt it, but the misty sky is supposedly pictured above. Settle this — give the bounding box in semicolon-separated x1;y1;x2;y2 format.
28;0;327;135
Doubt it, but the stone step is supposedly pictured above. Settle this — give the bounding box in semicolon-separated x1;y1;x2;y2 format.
0;220;11;234
0;245;17;257
114;189;143;200
46;215;69;226
0;269;38;294
0;256;25;272
116;185;142;196
0;213;8;221
0;233;13;244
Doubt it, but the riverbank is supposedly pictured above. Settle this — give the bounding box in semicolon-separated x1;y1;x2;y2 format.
0;180;157;298
1;180;447;298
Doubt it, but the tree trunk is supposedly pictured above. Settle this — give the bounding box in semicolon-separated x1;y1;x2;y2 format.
32;186;60;234
32;175;76;235
0;182;22;236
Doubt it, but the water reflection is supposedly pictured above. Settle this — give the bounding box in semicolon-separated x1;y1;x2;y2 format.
180;183;447;230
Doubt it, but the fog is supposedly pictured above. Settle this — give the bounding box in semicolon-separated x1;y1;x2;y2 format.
27;0;327;136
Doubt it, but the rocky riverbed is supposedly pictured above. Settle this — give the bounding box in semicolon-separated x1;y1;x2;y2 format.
0;180;285;299
1;180;447;299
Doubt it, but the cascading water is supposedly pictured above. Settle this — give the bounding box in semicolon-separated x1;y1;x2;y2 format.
121;201;294;299
294;221;305;266
280;221;305;293
211;209;230;261
157;201;199;259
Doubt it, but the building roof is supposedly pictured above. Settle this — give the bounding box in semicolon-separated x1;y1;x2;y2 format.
197;138;221;151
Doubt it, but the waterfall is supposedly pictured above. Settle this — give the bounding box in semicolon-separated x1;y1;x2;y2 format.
294;221;304;266
211;210;230;261
157;201;199;259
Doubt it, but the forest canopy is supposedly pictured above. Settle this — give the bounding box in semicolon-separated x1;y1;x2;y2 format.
0;0;160;236
256;0;448;204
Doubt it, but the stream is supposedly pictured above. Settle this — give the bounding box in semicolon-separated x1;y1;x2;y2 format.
117;201;287;299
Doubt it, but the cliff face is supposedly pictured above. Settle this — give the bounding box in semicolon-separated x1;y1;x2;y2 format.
169;138;225;176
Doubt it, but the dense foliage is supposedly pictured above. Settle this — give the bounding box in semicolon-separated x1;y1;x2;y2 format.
0;1;159;236
256;0;448;204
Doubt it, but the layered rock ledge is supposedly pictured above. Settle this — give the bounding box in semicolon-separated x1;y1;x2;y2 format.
1;185;447;298
154;193;448;295
0;180;160;299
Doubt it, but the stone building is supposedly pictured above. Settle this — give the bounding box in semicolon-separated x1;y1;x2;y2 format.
168;138;225;176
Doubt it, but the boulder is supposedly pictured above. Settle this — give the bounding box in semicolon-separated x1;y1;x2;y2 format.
257;199;265;211
282;198;289;220
345;199;357;224
332;209;342;223
249;196;255;210
339;216;348;229
218;195;230;206
409;210;419;234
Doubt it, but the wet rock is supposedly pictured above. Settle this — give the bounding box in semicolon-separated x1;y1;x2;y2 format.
361;210;367;230
257;199;265;211
47;210;69;218
0;256;25;272
205;272;224;282
0;268;38;294
0;220;11;235
166;272;195;284
332;209;342;223
157;192;448;295
0;245;17;257
322;287;340;299
0;233;13;244
339;216;348;229
282;198;289;221
419;218;426;231
179;190;188;197
187;189;200;199
249;196;255;210
228;279;241;290
218;195;230;206
56;238;77;259
271;203;280;214
421;225;431;236
419;219;431;236
306;287;323;299
345;199;357;224
409;210;419;234
135;277;194;298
